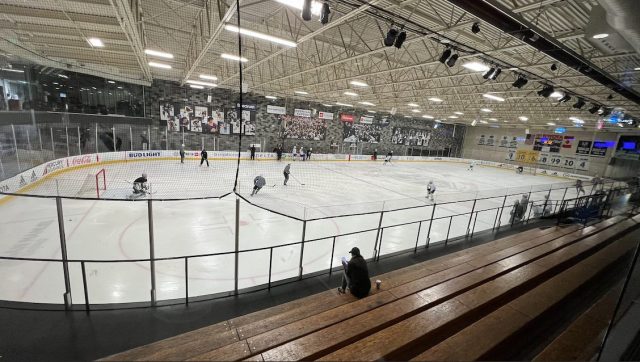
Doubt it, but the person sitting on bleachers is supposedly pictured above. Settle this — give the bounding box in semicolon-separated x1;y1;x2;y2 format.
338;247;371;298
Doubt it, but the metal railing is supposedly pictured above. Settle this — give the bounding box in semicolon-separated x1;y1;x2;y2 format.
1;179;635;310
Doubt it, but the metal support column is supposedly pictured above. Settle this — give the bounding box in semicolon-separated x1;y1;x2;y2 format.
414;221;422;253
77;126;82;155
329;236;336;276
65;126;70;156
112;127;116;151
373;207;385;258
130;126;133;150
81;261;89;312
56;197;72;309
148;199;156;305
494;195;508;230
466;199;477;237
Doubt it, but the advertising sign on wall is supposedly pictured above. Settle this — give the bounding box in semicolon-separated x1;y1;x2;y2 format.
590;141;609;157
294;108;312;118
267;105;286;115
340;113;355;122
360;116;374;124
318;111;334;120
576;140;592;155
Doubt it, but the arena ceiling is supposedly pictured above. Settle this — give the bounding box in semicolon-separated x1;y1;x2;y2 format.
1;0;640;130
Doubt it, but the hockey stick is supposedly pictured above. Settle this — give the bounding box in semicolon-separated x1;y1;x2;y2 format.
290;174;305;186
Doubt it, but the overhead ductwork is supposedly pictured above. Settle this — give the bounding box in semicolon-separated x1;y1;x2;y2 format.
596;0;640;56
584;5;633;55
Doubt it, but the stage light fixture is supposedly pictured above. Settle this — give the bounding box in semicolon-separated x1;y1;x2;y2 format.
320;2;330;24
601;107;612;117
572;98;585;109
512;75;528;88
384;27;399;47
471;22;480;34
607;94;613;100
394;31;407;49
537;84;554;98
446;53;459;67
558;94;571;103
588;104;600;114
439;49;452;64
302;0;312;20
483;67;495;79
490;68;501;80
550;63;557;71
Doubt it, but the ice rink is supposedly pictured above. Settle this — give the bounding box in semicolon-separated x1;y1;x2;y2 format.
0;158;590;305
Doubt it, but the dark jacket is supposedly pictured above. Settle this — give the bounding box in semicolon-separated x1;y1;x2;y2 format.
201;150;208;159
346;255;371;298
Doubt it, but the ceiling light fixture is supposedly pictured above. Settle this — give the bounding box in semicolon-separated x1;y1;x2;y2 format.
368;110;376;113
550;91;564;99
148;61;172;69
547;122;556;126
190;84;204;89
471;22;480;34
480;120;488;124
186;80;217;87
462;61;490;72
572;98;585;109
588;104;600;114
224;25;297;47
384;27;399;47
344;91;358;96
537;84;554;98
448;116;458;119
294;91;308;95
483;93;505;102
422;115;434;119
480;108;492;112
592;33;609;39
144;49;174;59
407;103;419;107
471;119;478;126
200;74;218;81
411;109;421;113
276;0;322;16
454;112;464;115
221;53;248;62
0;68;24;73
359;101;375;106
558;94;572;103
512;75;528;88
519;116;528;121
87;37;104;47
350;80;368;87
428;97;443;102
265;95;277;99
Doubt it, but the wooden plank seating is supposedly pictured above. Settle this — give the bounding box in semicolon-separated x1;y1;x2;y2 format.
102;217;630;361
102;225;579;361
304;218;639;361
532;286;621;361
412;235;637;361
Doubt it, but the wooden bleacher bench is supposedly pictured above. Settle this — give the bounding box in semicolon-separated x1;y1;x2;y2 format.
532;286;621;361
412;235;637;361
296;218;638;361
101;217;634;361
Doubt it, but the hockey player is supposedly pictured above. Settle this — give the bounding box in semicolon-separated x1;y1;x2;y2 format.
133;173;148;194
300;146;306;161
250;145;256;160
306;148;312;160
200;148;209;167
591;174;602;193
467;160;476;171
384;151;393;165
180;144;185;164
373;149;378;161
575;179;585;196
426;180;436;201
516;166;524;174
292;145;298;161
251;175;266;196
283;163;291;185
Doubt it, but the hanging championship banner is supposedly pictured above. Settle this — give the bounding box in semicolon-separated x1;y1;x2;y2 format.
505;148;516;161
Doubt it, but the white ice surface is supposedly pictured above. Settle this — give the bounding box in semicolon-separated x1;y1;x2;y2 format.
0;159;590;304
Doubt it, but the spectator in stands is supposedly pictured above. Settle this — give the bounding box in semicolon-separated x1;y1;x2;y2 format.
250;145;256;160
180;144;185;164
338;247;371;298
373;149;378;161
509;199;521;224
306;148;312;160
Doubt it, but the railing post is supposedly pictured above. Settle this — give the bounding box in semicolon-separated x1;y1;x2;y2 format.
65;126;70;156
373;202;385;258
77;126;82;155
234;197;240;294
11;124;21;171
425;203;437;248
466;199;477;237
494;195;508;231
148;199;156;305
329;236;336;276
377;228;385;261
268;248;273;289
414;221;422;253
81;261;89;312
56;197;72;309
185;258;189;304
298;219;307;280
445;216;453;245
470;211;479;239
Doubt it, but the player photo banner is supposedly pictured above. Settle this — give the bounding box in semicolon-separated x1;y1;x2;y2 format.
533;134;563;153
225;108;256;135
360;116;374;124
576;140;592;155
280;114;327;140
318;111;334;120
161;103;179;132
203;109;224;134
391;127;433;146
294;108;312;118
342;122;382;143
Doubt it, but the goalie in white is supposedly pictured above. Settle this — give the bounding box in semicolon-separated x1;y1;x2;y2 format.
133;173;149;194
426;180;436;201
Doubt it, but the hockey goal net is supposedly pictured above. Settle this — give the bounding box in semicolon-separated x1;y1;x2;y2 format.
76;168;106;198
